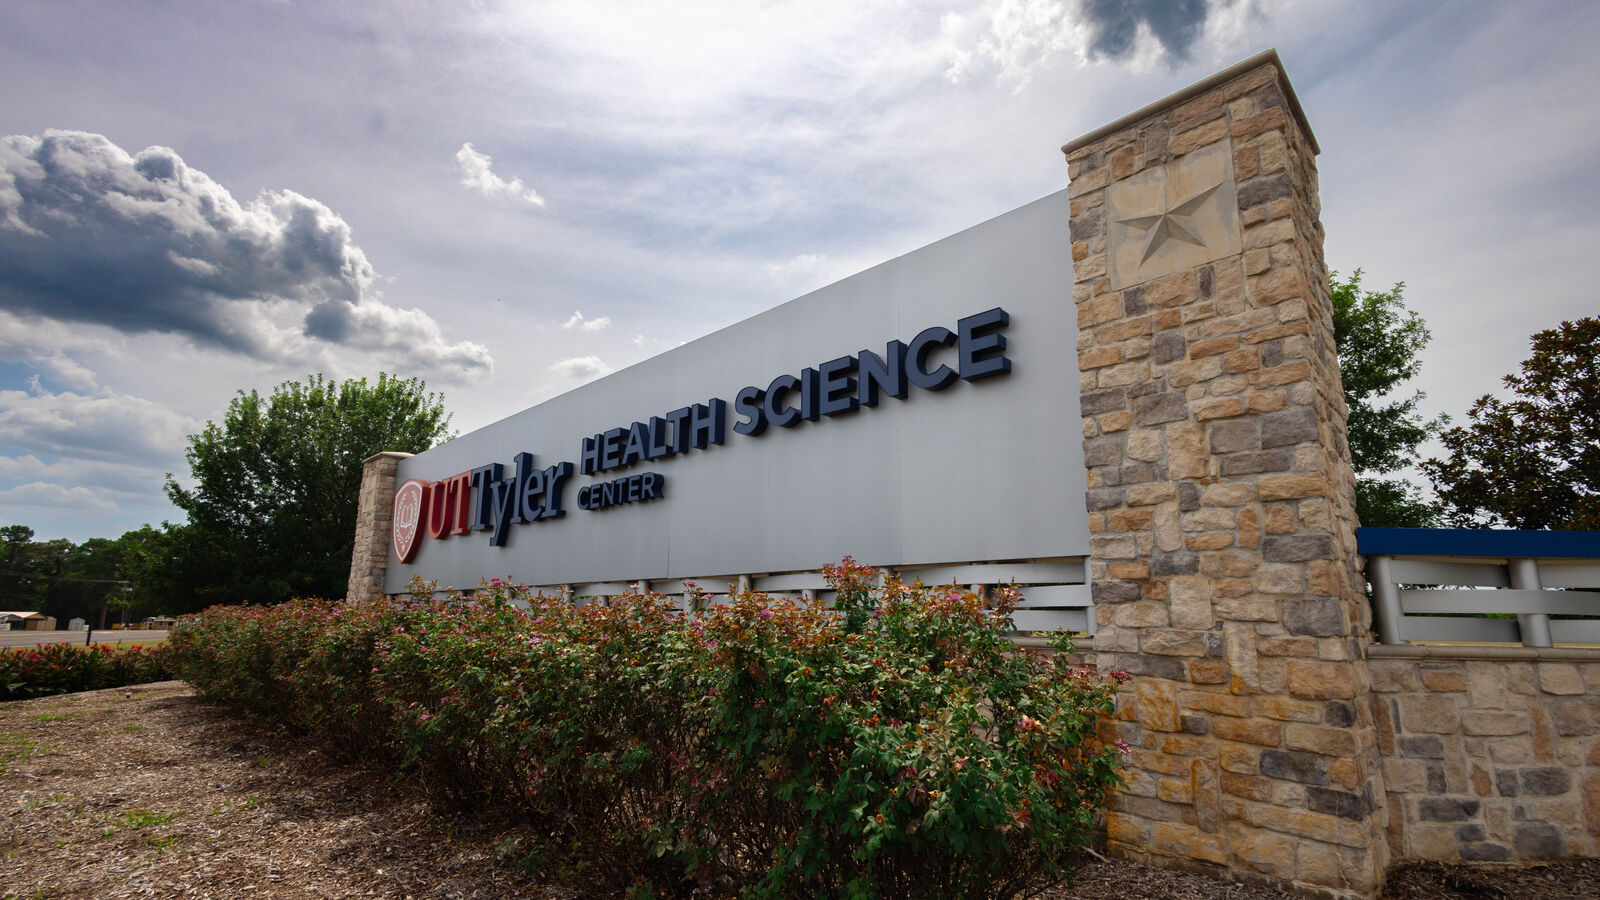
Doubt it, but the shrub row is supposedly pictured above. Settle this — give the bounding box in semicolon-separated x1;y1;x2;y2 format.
167;560;1125;898
1;642;174;700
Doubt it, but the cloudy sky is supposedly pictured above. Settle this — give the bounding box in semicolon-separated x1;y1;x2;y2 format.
1;0;1597;542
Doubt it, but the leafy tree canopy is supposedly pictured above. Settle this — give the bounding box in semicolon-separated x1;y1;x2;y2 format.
1422;317;1600;530
1330;270;1444;527
161;373;453;608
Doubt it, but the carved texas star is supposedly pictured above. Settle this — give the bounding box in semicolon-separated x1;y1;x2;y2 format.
1117;180;1222;265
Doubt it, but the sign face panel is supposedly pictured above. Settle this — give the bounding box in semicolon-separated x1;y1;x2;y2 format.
392;479;426;563
384;191;1087;592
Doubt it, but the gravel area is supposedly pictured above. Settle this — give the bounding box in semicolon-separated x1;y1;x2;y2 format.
2;682;1594;898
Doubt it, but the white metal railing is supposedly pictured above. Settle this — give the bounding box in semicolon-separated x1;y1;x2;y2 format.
1360;528;1600;646
519;557;1094;635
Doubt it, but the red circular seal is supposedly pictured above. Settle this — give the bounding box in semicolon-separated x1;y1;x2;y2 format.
391;479;429;564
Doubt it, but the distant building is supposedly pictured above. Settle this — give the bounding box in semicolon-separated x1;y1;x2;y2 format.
0;611;56;631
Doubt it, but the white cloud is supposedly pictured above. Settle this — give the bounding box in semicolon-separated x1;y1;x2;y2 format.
560;309;611;332
0;309;116;391
0;453;160;495
455;142;545;206
0;130;491;382
940;0;1233;88
0;386;196;465
303;300;494;383
0;481;118;514
547;354;613;384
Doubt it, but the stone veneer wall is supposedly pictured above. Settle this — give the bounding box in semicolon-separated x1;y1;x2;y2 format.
347;451;411;602
1063;51;1388;897
1369;646;1600;862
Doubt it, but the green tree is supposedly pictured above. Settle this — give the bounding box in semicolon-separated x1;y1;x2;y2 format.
0;528;165;625
162;373;453;608
1422;317;1600;530
0;525;33;607
1331;270;1445;527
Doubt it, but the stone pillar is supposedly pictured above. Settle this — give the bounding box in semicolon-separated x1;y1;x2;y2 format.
347;451;412;601
1064;51;1387;896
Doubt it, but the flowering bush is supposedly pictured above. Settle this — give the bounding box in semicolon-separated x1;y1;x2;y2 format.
168;562;1125;897
1;642;174;700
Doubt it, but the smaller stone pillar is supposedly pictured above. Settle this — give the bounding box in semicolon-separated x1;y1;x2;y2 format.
347;451;412;601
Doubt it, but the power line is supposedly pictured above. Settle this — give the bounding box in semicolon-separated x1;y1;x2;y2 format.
0;569;131;585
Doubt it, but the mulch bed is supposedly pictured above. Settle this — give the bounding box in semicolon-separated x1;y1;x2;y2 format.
1;682;1594;898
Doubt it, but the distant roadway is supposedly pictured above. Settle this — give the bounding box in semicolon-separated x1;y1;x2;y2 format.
0;630;170;649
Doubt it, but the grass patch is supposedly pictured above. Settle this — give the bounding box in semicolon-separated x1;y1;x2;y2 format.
123;723;145;734
0;733;41;774
103;809;174;836
26;792;70;810
33;711;84;723
206;797;264;816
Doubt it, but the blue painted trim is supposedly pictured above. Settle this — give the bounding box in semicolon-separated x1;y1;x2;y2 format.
1357;527;1600;559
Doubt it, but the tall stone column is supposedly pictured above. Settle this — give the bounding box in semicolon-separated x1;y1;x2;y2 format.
1064;51;1387;896
347;451;412;601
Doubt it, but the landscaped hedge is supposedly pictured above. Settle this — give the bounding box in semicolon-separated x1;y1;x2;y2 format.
1;642;174;700
167;560;1125;898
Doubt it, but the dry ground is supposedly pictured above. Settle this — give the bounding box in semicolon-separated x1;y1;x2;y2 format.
2;682;1596;899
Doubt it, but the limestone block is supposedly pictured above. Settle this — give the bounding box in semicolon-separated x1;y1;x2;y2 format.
1201;482;1257;506
1549;698;1595;736
1114;601;1171;628
1137;679;1181;732
1399;694;1462;735
1420;666;1467;693
1407;822;1462;859
1488;738;1533;764
1151;822;1230;864
1106;811;1149;846
1230;824;1298;879
1211;717;1282;746
1254;564;1304;595
1180;689;1253;718
1384;758;1429;794
1153;503;1183;553
1287;660;1355;700
1142;629;1210;657
1080;345;1123;370
1126;428;1165;461
1506;665;1538;695
1287;723;1358;757
1256;695;1321;723
1189;658;1230;684
1538;663;1586;696
1236;508;1261;550
1462;711;1530;737
1186;532;1236;551
1100;359;1154;387
1168;575;1214;628
1219;741;1261;774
